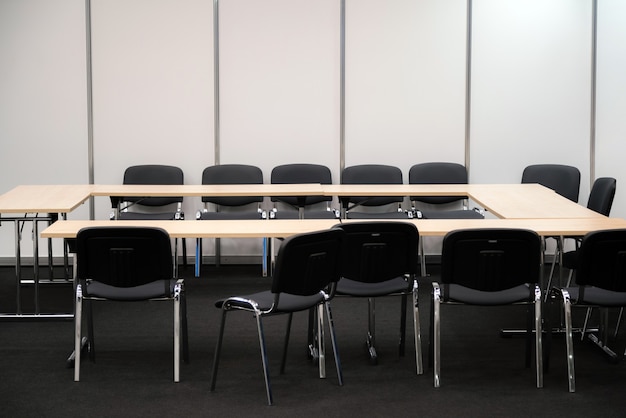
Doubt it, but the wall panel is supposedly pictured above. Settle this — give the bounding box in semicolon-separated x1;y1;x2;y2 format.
595;0;626;218
0;0;88;258
90;0;214;221
470;0;592;203
344;0;467;173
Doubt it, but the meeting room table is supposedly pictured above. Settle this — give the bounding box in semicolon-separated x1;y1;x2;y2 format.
2;182;625;320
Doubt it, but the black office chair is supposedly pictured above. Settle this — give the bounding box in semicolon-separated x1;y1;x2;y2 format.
408;162;484;220
73;226;188;382
210;228;345;405
557;177;619;340
113;164;187;268
557;229;626;392
431;228;543;388
409;162;484;276
269;163;338;219
561;177;617;285
522;164;581;288
340;164;410;219
521;164;581;203
333;221;423;373
195;164;266;276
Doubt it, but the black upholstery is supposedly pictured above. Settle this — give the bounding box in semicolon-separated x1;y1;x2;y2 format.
340;164;408;219
195;164;266;275
73;226;188;382
114;164;187;267
333;221;423;373
522;164;581;290
521;164;581;202
270;163;338;219
562;177;617;274
210;228;345;405
431;228;543;388
408;162;484;220
200;164;264;209
558;229;626;392
117;164;185;210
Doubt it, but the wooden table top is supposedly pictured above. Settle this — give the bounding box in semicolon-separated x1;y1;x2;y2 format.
40;217;626;240
90;183;326;197
0;183;606;220
0;185;93;213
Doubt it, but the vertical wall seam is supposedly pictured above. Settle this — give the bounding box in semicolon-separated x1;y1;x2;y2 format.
85;0;94;219
464;0;473;175
214;0;221;165
340;0;346;173
590;0;597;185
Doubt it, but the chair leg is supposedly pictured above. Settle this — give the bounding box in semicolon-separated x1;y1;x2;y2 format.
280;313;293;375
412;283;423;375
86;299;95;362
182;238;188;269
433;285;441;388
581;307;593;341
562;290;576;392
399;293;407;357
255;314;273;405
525;305;533;369
317;304;326;379
325;301;343;386
366;298;377;363
534;285;543;388
615;307;624;339
210;309;228;392
174;288;180;383
74;285;83;382
195;238;201;277
419;239;427;277
181;292;189;363
307;307;319;361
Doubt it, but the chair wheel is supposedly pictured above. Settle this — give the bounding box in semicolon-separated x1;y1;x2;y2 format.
366;343;378;365
308;345;319;362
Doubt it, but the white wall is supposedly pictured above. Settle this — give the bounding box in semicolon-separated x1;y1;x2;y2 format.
470;0;592;202
596;0;626;219
0;0;89;259
2;0;626;261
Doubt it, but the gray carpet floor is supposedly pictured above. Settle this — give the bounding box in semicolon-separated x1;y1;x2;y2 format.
1;264;625;417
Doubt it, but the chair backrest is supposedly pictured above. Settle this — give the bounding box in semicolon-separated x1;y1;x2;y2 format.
409;162;469;205
333;221;419;283
271;228;344;297
587;177;616;216
202;164;264;207
521;164;580;203
575;229;626;292
341;164;404;207
76;227;173;291
123;164;184;207
270;163;332;206
441;228;541;292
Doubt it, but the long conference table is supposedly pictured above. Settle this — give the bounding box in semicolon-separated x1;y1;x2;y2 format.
2;183;626;319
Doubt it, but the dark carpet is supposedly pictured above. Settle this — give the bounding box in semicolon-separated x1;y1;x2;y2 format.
1;264;625;417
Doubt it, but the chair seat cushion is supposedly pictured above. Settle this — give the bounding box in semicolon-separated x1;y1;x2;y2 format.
118;212;177;220
336;276;411;297
271;210;338;220
346;211;409;219
216;291;325;313
198;211;262;220
445;283;533;305
418;209;484;220
565;286;626;307
84;279;176;301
